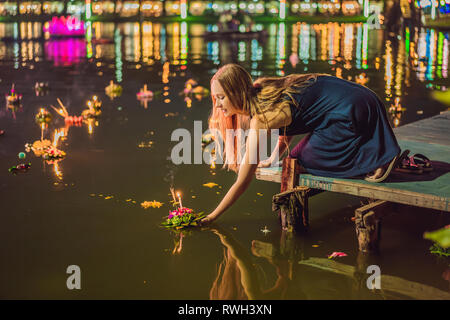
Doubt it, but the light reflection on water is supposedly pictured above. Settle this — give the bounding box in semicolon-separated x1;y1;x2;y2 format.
0;21;449;299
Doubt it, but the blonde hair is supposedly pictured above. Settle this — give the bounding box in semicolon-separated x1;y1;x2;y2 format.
209;63;328;172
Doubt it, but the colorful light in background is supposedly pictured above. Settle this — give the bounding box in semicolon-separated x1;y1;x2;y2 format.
180;0;187;19
426;29;436;81
384;40;393;101
43;16;86;37
85;0;92;20
276;22;286;76
180;21;188;63
299;23;311;63
279;0;286;19
86;21;93;59
114;27;123;82
362;23;368;69
355;24;362;69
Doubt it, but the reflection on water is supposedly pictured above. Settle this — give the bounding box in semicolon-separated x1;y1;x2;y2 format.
0;20;449;299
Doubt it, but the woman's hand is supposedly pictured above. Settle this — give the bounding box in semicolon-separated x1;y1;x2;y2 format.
200;214;218;226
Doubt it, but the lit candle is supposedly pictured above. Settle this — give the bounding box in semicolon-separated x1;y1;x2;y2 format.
177;192;182;209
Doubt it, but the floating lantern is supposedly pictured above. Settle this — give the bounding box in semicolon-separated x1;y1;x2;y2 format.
9;163;31;174
81;95;102;119
388;97;405;115
51;98;83;125
35;108;53;125
105;80;122;100
5;84;22;108
137;84;154;108
34;82;50;96
137;84;154;100
162;207;205;230
181;79;209;101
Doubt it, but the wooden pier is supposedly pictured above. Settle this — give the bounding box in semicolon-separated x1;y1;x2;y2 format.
256;111;450;252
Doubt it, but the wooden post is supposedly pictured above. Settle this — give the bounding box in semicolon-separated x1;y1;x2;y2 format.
280;157;299;192
354;200;392;253
273;157;313;233
273;186;311;233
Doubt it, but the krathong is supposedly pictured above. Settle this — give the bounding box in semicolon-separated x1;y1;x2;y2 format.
137;84;154;100
51;98;83;125
181;79;209;101
162;189;205;230
28;139;52;157
137;84;154;108
81;96;102;119
161;207;206;230
35;108;53;125
105;80;122;99
388;97;405;115
34;82;50;96
9;163;31;174
43;16;86;37
29;130;66;161
42;145;66;160
6;84;22;108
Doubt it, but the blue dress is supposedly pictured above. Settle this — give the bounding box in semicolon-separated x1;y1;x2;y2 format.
283;75;401;178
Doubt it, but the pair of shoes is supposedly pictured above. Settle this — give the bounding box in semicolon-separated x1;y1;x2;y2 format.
394;153;433;173
364;149;410;183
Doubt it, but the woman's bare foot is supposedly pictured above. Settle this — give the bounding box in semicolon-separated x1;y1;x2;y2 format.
365;166;386;180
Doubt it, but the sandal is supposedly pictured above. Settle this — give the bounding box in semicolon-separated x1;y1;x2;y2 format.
411;153;433;172
394;154;424;174
365;149;410;183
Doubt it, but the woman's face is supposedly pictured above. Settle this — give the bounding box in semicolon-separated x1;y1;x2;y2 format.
211;80;239;117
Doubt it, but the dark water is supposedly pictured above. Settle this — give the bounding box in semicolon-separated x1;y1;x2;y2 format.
0;21;449;299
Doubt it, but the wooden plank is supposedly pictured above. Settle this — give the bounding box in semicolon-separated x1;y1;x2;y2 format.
255;111;450;212
298;257;450;300
257;168;449;211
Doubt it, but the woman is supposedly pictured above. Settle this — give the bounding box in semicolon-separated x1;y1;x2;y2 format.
202;64;401;224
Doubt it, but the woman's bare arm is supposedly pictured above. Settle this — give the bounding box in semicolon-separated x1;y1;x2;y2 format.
258;135;293;167
202;118;264;224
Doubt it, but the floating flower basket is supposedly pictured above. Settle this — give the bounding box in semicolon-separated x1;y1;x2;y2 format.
42;146;66;160
6;84;22;108
161;207;206;230
9;163;31;174
34;82;50;96
35;108;53;125
105;81;122;99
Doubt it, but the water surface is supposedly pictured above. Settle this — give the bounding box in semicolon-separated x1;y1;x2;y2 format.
0;21;449;299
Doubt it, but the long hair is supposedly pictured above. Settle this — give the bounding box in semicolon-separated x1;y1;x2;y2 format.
209;63;328;172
